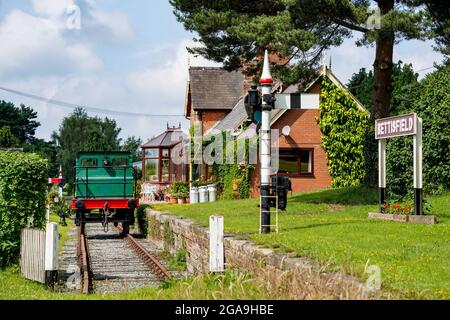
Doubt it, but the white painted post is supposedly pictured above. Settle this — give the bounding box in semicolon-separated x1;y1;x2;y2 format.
378;139;386;212
413;117;423;215
58;165;63;199
45;222;59;288
209;215;224;273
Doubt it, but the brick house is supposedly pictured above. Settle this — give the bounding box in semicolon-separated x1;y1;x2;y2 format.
184;67;245;180
184;65;367;195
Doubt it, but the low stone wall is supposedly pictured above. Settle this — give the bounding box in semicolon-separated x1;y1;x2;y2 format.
147;208;372;299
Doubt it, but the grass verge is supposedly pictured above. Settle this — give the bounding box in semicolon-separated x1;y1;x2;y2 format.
152;187;450;300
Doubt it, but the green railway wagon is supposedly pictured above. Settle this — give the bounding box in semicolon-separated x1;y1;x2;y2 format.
71;151;139;235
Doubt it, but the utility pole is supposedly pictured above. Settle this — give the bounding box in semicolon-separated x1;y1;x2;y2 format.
260;50;273;234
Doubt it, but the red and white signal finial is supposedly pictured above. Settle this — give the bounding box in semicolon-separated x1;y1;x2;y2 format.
260;50;273;85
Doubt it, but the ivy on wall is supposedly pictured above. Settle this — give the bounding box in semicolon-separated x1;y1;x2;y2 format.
318;77;369;188
212;133;254;200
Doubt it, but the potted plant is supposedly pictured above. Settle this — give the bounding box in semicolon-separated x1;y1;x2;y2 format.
168;181;189;204
175;181;189;204
165;185;177;204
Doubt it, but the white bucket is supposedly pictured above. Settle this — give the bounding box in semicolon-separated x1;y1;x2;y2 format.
207;184;217;202
199;186;209;203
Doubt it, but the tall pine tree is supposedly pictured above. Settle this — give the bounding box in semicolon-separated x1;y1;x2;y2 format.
170;0;446;119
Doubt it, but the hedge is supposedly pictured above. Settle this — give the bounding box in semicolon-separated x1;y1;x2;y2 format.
0;152;48;267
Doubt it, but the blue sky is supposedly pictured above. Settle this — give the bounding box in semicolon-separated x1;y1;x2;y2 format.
0;0;445;142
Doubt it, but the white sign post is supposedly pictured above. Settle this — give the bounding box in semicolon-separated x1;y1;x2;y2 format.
209;215;224;273
375;113;423;215
44;222;59;288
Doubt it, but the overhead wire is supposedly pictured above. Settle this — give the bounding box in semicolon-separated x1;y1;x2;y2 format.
0;85;185;118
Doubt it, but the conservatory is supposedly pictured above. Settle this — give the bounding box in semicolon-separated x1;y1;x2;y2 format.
141;124;189;194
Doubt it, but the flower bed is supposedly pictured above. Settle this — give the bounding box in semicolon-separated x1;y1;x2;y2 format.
368;212;436;225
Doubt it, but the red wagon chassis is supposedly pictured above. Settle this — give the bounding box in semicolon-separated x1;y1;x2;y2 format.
71;198;139;210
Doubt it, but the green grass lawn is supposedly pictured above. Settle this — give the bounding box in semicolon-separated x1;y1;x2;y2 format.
153;187;450;300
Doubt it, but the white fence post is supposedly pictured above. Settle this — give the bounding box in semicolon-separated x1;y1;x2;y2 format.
44;223;59;287
209;215;224;273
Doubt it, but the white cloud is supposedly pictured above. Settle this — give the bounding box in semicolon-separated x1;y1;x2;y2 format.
127;39;221;109
0;9;102;77
88;9;134;40
0;38;219;140
31;0;75;18
328;38;445;83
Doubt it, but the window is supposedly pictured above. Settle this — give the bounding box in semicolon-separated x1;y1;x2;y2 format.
145;149;158;158
161;159;170;182
112;158;128;167
278;149;313;176
145;159;159;182
81;158;98;168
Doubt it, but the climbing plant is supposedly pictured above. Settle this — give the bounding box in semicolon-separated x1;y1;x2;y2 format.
212;132;254;200
318;77;369;188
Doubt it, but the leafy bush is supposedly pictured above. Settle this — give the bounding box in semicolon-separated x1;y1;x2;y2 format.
135;204;149;236
386;60;450;196
318;77;370;188
0;152;48;267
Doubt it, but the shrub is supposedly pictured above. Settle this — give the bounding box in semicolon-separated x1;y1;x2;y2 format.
386;60;450;197
0;152;48;267
135;204;149;236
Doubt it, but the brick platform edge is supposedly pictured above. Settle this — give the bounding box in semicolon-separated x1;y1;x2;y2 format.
147;208;372;299
368;212;437;225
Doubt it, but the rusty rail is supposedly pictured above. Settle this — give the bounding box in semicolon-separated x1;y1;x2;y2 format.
114;226;171;281
78;227;93;294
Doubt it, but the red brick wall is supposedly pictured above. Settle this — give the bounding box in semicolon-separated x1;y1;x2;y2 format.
250;109;332;196
200;110;227;133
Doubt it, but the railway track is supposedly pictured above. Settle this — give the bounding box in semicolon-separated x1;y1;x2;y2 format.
114;225;171;281
77;224;171;294
77;227;93;294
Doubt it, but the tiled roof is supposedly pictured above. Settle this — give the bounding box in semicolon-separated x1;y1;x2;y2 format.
206;98;248;134
189;67;244;110
142;128;183;148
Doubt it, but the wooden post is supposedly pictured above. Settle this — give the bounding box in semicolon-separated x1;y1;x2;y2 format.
45;223;59;288
209;215;224;273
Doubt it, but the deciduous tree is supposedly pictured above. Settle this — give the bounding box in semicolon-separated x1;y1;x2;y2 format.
52;108;122;186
